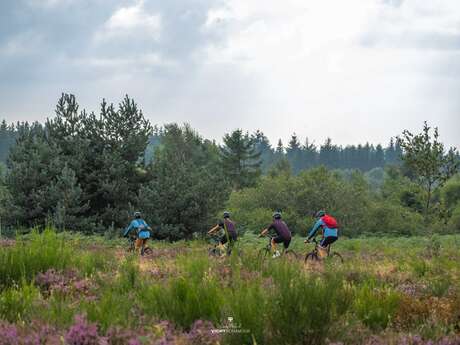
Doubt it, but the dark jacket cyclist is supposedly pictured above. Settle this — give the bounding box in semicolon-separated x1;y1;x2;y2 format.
208;211;238;245
260;211;292;257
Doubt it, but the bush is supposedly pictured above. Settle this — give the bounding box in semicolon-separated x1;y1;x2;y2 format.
441;175;460;210
354;283;401;330
0;283;40;322
447;204;460;232
366;202;425;236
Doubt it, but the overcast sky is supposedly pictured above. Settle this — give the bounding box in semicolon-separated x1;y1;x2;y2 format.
0;0;459;148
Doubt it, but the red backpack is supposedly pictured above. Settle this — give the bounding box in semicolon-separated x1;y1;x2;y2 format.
321;214;338;229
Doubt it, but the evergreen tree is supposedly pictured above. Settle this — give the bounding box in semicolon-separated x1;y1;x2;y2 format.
252;130;274;173
303;138;318;170
142;124;228;239
286;133;302;174
6;123;63;227
221;129;262;190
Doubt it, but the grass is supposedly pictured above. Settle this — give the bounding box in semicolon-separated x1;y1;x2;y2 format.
0;230;459;344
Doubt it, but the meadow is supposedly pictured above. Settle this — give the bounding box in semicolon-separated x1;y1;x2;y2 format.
0;229;459;345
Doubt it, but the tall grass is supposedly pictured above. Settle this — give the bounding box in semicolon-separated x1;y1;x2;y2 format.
0;228;73;287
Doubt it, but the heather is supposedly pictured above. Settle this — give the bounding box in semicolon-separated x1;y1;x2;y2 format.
0;230;459;344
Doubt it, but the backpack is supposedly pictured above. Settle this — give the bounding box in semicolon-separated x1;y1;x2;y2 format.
321;214;338;229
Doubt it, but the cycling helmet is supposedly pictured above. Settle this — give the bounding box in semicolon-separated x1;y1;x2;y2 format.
223;211;231;219
315;210;326;218
134;211;142;219
272;211;282;219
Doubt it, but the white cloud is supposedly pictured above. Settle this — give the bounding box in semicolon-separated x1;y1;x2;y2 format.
194;0;460;147
1;0;459;148
95;0;161;42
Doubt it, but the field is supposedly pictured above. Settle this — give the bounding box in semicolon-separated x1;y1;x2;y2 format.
0;230;459;345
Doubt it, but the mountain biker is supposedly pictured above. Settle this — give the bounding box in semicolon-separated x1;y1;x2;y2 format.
208;211;238;246
305;210;339;248
260;211;292;258
123;212;152;254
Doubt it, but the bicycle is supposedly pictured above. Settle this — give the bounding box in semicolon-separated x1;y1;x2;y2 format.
258;234;298;261
304;238;343;264
127;234;153;256
207;232;237;257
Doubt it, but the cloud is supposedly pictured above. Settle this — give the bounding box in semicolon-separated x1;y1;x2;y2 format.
0;0;459;149
94;0;161;43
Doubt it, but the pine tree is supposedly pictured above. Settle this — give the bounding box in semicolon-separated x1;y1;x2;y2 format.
286;133;302;173
221;129;261;190
252;130;274;173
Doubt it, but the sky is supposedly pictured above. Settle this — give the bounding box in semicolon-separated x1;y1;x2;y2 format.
0;0;459;149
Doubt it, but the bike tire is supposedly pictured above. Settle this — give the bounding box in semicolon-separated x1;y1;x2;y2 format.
329;252;344;264
284;249;298;260
304;252;319;264
258;247;270;261
143;247;153;256
208;247;219;257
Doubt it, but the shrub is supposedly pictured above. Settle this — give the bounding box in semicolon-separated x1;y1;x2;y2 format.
354;283;401;330
0;283;40;323
65;314;100;345
447;204;460;232
0;228;73;287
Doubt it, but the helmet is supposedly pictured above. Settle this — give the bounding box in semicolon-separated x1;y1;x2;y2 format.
134;211;142;219
223;211;230;219
315;210;326;218
272;211;282;220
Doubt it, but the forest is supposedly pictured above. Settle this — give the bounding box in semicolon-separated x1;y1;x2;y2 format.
0;94;459;239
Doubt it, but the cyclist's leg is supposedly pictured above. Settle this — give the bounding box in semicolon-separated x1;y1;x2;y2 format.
283;237;291;250
135;238;143;253
220;235;228;246
320;236;337;248
272;236;284;255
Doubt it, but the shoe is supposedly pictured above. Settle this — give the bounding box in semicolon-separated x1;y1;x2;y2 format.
272;250;281;258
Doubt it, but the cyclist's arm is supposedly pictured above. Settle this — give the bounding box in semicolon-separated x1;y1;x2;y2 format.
208;224;220;234
123;222;135;237
307;219;324;240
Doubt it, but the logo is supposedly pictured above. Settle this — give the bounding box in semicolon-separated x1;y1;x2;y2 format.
211;316;250;335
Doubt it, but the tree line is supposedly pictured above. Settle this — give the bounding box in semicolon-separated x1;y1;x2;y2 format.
1;119;404;175
0;94;459;238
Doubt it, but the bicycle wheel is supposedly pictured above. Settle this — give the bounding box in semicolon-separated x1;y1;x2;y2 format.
208;247;220;257
284;249;298;260
258;247;270;261
143;247;153;256
304;252;319;264
329;252;344;264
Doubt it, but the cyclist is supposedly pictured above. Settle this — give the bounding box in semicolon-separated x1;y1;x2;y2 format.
260;211;292;258
208;211;238;252
123;211;152;255
305;210;339;248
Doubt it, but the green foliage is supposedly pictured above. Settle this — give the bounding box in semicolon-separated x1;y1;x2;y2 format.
399;122;459;215
267;263;353;345
142;124;229;239
221;129;261;190
441;174;460;210
354;283;401;330
138;255;223;329
0;228;73;287
0;282;39;322
447;203;460;231
227;167;371;236
5;94;152;232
